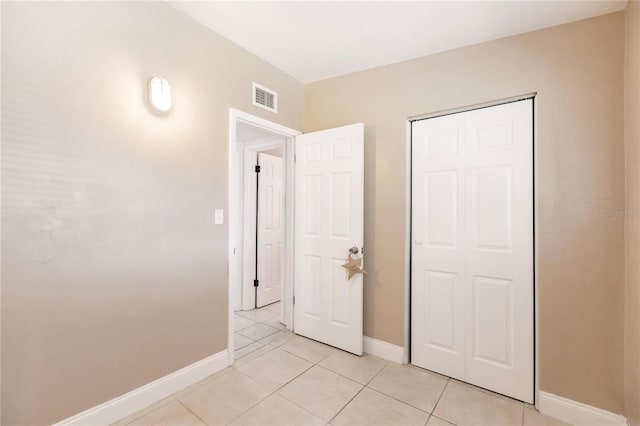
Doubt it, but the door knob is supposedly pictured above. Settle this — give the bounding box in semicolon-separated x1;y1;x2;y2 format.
349;246;359;255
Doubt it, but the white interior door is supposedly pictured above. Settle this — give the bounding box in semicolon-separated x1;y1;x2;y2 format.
411;99;534;403
294;123;364;355
257;153;284;307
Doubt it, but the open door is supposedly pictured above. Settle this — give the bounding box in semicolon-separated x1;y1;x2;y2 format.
256;152;284;307
294;123;364;355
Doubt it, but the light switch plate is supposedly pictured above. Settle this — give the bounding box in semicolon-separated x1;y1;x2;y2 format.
214;209;224;225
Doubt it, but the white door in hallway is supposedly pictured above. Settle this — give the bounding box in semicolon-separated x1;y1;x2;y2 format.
411;99;534;403
256;153;284;308
294;123;364;355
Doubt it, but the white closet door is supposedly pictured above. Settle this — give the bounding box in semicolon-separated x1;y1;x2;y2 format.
256;153;284;307
411;112;467;381
411;99;534;403
463;100;533;402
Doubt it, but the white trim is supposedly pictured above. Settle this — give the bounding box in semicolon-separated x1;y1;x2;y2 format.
539;392;629;426
533;95;540;408
408;93;537;122
228;109;301;365
54;350;229;426
363;336;404;364
283;135;296;329
404;120;412;365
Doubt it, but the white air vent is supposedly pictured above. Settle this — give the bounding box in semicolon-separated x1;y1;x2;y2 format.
252;82;278;113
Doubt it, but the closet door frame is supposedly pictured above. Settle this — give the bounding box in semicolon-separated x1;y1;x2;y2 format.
404;93;539;407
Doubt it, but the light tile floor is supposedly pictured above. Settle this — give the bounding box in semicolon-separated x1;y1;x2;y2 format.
114;302;569;426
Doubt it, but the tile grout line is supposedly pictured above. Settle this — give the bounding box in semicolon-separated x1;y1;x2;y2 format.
232;310;285;361
362;365;448;415
223;384;276;425
235;328;363;424
231;353;319;422
424;414;431;426
175;398;210;425
363;385;432;415
313;359;387;387
431;414;457;426
326;382;367;425
273;381;345;424
233;343;279;366
239;309;449;423
330;361;437;424
236;306;448;425
429;377;451;417
363;360;389;386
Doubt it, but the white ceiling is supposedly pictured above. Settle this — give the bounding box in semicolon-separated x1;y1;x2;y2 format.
168;1;627;83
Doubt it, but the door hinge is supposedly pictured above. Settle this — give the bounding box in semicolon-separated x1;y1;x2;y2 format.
255;165;261;173
293;296;296;305
254;279;259;287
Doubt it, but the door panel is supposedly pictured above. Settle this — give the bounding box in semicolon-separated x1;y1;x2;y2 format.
412;113;466;380
294;123;364;355
412;99;533;403
256;153;284;307
464;100;533;403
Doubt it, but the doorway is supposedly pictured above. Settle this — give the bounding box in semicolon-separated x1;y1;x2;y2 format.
229;111;367;363
228;109;300;364
409;98;535;403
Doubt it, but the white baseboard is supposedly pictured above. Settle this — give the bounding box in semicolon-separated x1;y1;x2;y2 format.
54;350;229;426
539;391;629;426
363;336;404;364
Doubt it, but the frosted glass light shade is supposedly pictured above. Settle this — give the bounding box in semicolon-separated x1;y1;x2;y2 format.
147;77;172;113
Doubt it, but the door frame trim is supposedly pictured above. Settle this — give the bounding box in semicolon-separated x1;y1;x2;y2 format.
404;93;539;406
228;108;301;365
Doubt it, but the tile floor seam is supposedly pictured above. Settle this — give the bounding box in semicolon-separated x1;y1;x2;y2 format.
234;323;256;332
175;398;210;425
432;414;457;426
234;349;316;392
233;341;266;360
424;414;431;426
233;344;279;367
362;360;389;386
362;384;431;414
313;358;383;386
237;326;281;340
223;388;276;426
429;378;451;416
274;364;364;423
234;335;258;350
278;343;333;365
325;380;368;425
273;390;344;424
364;363;452;415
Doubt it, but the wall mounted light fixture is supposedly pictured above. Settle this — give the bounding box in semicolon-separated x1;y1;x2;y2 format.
147;77;172;113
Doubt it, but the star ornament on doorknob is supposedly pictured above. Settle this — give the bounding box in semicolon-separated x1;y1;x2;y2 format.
341;253;366;280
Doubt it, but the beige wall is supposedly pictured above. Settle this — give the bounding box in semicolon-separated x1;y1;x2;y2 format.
305;12;626;413
625;1;640;424
0;2;303;424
